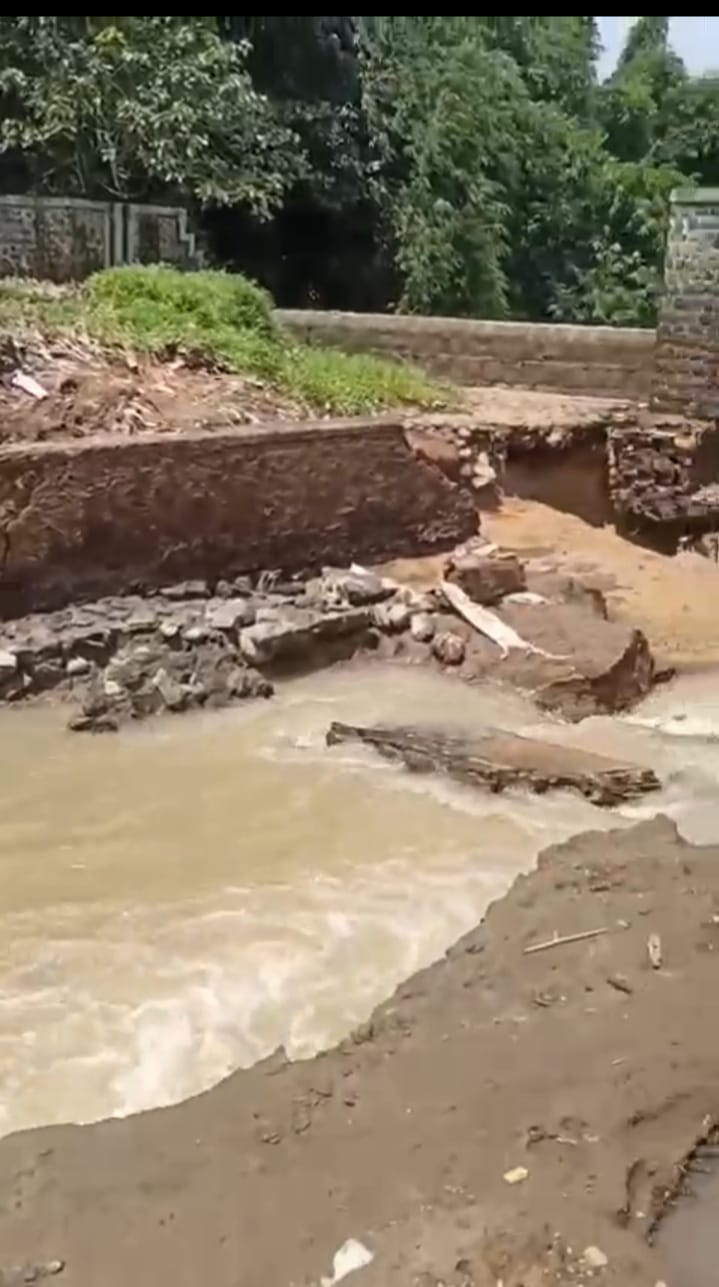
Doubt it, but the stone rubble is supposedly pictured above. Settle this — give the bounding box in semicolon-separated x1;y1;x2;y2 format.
408;409;719;554
0;552;658;730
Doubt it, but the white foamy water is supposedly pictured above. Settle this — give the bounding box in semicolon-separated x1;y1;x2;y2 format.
0;664;717;1136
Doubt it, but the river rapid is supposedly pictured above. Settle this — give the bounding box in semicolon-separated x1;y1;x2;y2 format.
0;663;717;1137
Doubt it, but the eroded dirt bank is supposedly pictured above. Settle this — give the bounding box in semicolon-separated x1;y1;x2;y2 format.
0;814;713;1286
384;496;719;672
486;499;719;670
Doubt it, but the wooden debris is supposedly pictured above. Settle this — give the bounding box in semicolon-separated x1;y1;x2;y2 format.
606;973;633;995
523;927;610;956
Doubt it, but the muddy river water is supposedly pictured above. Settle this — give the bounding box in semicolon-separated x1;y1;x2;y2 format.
1;663;718;1141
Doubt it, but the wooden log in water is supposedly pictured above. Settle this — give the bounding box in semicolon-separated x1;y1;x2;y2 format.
326;721;660;806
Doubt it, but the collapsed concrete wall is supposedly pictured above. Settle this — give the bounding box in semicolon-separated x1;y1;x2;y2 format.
0;195;198;281
278;309;654;398
0;418;476;615
653;187;719;417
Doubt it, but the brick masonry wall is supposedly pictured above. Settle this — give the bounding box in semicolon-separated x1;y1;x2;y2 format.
277;310;655;398
653;188;719;417
0;419;476;615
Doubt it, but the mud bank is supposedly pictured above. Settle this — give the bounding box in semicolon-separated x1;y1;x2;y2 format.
0;814;713;1287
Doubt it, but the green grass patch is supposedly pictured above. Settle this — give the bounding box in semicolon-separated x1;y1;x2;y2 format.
0;266;448;413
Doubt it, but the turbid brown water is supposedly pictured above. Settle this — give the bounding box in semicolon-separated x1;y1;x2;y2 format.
656;1163;719;1287
1;663;719;1143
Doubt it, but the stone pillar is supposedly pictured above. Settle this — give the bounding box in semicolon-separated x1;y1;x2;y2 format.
653;187;719;417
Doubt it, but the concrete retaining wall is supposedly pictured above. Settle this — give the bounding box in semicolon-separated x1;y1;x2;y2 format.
278;309;655;398
0;419;476;615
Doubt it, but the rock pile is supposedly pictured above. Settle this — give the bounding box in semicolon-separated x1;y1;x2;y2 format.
0;572;385;731
609;419;719;545
0;547;658;730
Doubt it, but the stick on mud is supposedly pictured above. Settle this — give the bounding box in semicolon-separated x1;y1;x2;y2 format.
523;927;611;955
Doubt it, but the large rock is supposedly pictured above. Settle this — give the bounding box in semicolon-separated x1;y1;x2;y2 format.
311;568;393;608
453;600;655;720
239;605;371;666
204;598;256;632
445;549;526;605
431;631;465;666
160;580;209;601
327;722;659;806
372;600;411;633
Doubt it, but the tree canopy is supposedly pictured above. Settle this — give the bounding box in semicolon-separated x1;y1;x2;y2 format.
0;15;715;325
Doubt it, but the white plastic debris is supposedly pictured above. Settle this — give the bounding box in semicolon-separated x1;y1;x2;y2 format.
440;580;566;661
320;1238;374;1286
11;369;48;399
648;933;663;969
582;1246;608;1269
503;1165;529;1185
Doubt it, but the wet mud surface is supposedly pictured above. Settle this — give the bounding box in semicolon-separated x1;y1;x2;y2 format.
0;815;716;1286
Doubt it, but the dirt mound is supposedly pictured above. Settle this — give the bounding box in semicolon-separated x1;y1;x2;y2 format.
0;814;713;1286
0;340;310;443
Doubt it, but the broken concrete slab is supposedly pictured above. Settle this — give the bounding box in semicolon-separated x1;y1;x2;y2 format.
239;605;372;666
326;721;660;806
442;599;655;720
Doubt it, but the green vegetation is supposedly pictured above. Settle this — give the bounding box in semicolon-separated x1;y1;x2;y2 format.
0;267;444;414
1;17;718;327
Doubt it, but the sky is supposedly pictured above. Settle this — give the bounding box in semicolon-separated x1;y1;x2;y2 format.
597;16;719;79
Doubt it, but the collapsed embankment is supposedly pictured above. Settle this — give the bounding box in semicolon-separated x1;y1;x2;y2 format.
0;418;476;616
408;392;719;550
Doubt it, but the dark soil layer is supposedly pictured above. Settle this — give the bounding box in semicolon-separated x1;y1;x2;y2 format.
0;815;715;1286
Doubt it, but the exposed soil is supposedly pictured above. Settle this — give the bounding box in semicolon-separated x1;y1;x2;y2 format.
382;498;719;672
487;498;719;670
0;331;631;445
0;814;715;1287
0;350;310;443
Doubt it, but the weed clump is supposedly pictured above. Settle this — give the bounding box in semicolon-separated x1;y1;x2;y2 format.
0;266;448;414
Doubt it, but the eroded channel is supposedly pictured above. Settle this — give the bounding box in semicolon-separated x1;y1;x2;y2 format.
1;663;718;1140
